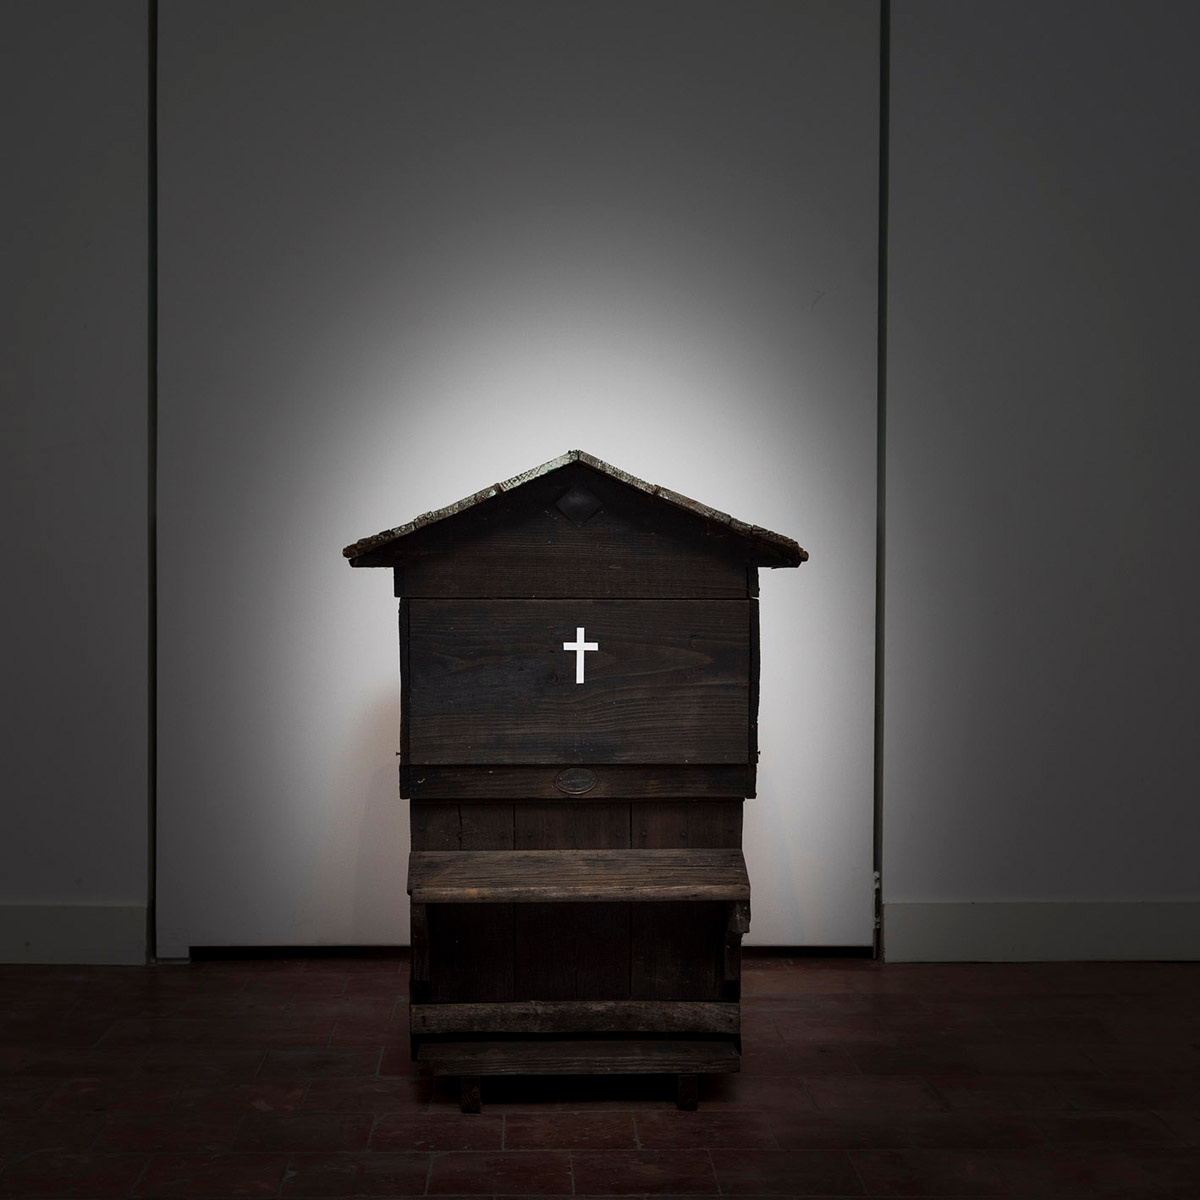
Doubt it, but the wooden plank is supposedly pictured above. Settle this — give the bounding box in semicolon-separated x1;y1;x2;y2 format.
631;901;725;1001
514;802;630;850
398;599;410;765
748;598;760;771
460;1076;481;1113
426;904;514;1003
408;849;750;904
372;463;757;598
410;1001;740;1037
723;900;751;1004
459;803;514;849
409;903;430;1004
514;902;629;1001
632;801;743;849
404;599;751;765
409;802;515;850
404;764;753;800
409;802;461;851
416;1038;740;1076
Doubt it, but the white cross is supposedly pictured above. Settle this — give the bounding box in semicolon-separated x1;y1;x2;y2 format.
563;626;599;684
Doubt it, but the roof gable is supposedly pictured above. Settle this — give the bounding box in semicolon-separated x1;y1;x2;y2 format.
343;449;806;570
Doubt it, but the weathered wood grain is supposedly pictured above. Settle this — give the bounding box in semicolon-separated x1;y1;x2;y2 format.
409;903;430;1005
410;802;516;850
460;1076;481;1113
409;802;463;851
360;460;765;597
459;803;514;849
408;849;750;903
514;802;630;850
403;599;751;765
402;764;753;799
416;1037;741;1076
410;1001;739;1036
426;904;514;1003
632;901;726;1001
514;902;629;1001
632;800;743;849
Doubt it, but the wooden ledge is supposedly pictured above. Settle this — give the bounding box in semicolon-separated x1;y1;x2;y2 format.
411;1000;739;1037
416;1037;740;1077
407;848;750;903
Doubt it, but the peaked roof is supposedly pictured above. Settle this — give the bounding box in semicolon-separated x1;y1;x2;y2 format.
343;449;807;566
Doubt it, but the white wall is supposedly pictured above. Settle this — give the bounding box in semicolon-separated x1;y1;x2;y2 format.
884;1;1200;958
0;1;148;963
155;0;881;954
12;2;1194;966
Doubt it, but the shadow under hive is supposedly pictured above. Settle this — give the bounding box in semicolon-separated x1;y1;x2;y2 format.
344;449;806;1111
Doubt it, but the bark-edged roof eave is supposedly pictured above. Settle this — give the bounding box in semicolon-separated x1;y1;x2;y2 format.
342;449;807;567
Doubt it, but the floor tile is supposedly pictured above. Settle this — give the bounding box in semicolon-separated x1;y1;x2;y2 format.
132;1151;289;1197
281;1149;430;1195
233;1112;373;1151
96;1112;243;1152
0;1078;67;1118
804;1075;945;1112
989;1146;1157;1195
304;1076;432;1112
258;1048;381;1078
0;1114;107;1155
503;1111;635;1149
428;1149;572;1194
709;1147;864;1195
171;1081;308;1115
570;1148;719;1194
1154;1109;1200;1144
1033;1111;1180;1147
849;1148;1009;1195
371;1112;503;1151
634;1110;776;1149
0;1150;146;1198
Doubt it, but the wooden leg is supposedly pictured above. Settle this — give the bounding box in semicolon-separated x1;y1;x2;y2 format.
460;1075;482;1113
676;1073;699;1111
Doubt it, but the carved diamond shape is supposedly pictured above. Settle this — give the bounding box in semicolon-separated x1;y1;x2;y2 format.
555;485;603;526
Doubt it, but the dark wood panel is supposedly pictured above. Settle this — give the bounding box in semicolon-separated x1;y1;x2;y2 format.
409;802;515;850
426;904;514;1003
514;902;629;1001
409;902;430;1004
398;600;410;765
514;802;630;850
632;801;743;849
459;803;514;849
370;463;755;598
405;599;751;764
402;764;753;800
723;900;751;1004
408;849;750;904
409;802;461;851
749;599;760;766
631;901;726;1001
410;1001;739;1036
416;1037;740;1075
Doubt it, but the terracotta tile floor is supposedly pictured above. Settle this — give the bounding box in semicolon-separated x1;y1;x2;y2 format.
1;952;1197;1197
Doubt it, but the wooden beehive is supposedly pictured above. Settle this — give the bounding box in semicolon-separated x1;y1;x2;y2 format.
344;450;805;1110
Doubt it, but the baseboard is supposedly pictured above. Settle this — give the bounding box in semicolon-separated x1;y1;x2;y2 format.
0;904;147;964
883;900;1200;962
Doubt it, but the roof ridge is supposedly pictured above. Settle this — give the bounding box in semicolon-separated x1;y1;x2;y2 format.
343;449;806;566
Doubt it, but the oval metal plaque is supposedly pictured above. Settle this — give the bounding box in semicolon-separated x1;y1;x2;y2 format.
554;767;598;795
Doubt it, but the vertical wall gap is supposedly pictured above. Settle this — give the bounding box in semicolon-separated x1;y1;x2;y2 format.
872;0;891;960
146;0;159;963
